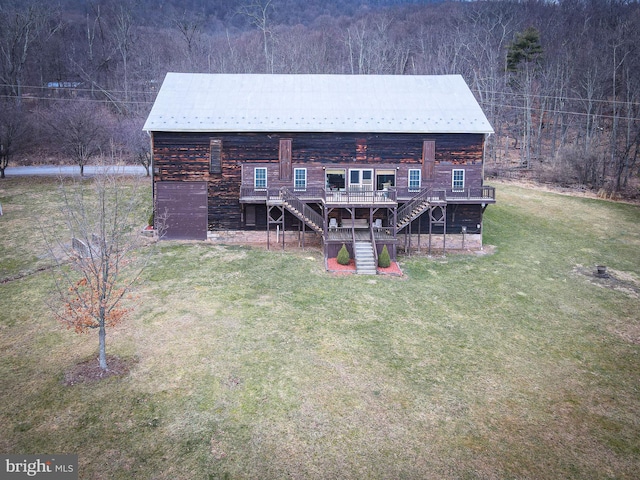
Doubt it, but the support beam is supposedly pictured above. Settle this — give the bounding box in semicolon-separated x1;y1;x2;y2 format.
267;204;285;251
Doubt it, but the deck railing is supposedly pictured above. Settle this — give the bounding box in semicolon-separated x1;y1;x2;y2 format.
394;186;495;202
240;185;495;204
240;186;398;204
325;187;397;204
445;186;496;201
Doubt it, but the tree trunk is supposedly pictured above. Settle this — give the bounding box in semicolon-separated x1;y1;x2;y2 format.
98;320;108;370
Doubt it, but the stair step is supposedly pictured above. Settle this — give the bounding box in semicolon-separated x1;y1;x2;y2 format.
354;241;377;275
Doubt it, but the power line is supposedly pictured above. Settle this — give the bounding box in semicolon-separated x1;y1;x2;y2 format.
5;81;640;110
479;100;640;123
0;93;154;106
0;82;158;98
472;87;640;110
2;83;639;121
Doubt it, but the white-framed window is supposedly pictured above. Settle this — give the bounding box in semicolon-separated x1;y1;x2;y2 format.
294;168;307;190
408;169;421;192
254;167;267;190
326;168;346;190
349;168;373;190
452;169;465;191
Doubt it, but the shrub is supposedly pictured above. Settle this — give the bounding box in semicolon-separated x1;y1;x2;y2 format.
148;211;154;227
378;245;391;268
337;244;350;265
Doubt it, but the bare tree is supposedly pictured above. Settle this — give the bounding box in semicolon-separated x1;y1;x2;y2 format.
46;170;155;371
112;3;135;105
44;101;110;176
238;0;275;73
0;1;59;103
118;117;152;176
0;100;28;179
173;10;207;71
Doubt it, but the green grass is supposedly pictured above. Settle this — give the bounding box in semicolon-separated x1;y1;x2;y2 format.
1;177;639;478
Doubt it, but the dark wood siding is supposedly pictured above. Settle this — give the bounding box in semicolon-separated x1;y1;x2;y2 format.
152;131;485;230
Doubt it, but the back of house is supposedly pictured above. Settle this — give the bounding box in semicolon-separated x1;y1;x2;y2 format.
143;73;495;261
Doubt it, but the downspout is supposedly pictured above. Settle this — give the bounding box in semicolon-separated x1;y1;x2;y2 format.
482;132;493;184
147;131;155;227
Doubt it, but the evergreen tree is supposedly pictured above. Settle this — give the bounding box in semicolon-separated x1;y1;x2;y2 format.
337;244;350;265
378;245;391;268
506;27;543;72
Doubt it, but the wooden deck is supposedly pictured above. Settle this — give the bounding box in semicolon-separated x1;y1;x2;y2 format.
324;190;397;207
240;187;398;207
326;227;396;243
240;186;496;206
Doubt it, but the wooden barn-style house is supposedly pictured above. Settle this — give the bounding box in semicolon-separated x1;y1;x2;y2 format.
144;73;495;272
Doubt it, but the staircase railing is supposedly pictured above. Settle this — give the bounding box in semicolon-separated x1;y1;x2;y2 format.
396;188;444;229
369;225;378;266
280;187;324;234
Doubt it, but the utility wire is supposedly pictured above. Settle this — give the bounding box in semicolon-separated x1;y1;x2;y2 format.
2;83;639;121
4;81;640;110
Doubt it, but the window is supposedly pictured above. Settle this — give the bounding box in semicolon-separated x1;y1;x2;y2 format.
254;167;267;190
376;170;396;190
350;169;360;185
408;169;421;192
349;169;373;190
294;168;307;190
210;139;222;174
326;169;346;190
452;169;465;191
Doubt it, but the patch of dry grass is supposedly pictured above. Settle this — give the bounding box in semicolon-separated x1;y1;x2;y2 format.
1;177;639;478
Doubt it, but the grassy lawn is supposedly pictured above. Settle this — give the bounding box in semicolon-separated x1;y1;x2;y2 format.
1;177;639;479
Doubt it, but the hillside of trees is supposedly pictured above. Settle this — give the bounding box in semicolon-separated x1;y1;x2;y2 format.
1;0;639;196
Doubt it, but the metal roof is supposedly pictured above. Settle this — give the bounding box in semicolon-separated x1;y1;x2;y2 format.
143;73;494;135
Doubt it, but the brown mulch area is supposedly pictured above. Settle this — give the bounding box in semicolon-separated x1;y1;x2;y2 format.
62;355;134;386
377;261;403;276
327;258;403;276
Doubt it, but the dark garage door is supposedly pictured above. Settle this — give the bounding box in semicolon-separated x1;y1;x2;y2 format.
156;181;208;240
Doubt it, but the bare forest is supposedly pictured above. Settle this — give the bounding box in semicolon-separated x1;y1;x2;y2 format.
1;0;639;196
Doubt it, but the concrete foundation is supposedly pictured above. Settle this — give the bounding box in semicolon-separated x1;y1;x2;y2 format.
205;231;483;253
207;229;322;247
400;233;483;252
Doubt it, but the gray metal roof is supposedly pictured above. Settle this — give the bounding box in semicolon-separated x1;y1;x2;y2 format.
143;73;494;135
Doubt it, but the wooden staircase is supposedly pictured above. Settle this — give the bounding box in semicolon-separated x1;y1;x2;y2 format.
396;189;446;231
279;187;324;234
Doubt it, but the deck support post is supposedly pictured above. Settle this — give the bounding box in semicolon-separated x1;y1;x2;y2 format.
428;204;447;255
408;217;412;256
443;205;447;254
267;204;285;251
428;207;432;255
